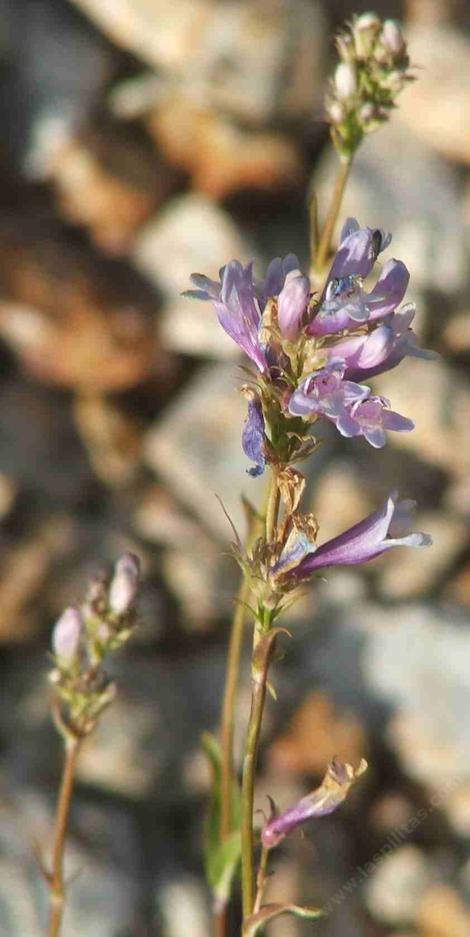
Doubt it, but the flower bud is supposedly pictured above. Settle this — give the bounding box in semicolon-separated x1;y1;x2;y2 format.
334;62;357;101
381;19;405;56
327;100;345;125
52;607;82;664
277;271;310;341
108;553;140;616
353;13;381;59
262;759;367;849
335;33;355;63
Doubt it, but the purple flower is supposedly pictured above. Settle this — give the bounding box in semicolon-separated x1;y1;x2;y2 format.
308;258;409;337
242;393;266;477
262;759;367;849
326;324;395;375
257;254;300;309
186;255;301;373
288;360;369;424
343;395;414;447
277;269;310;340
328;217;388;282
344;304;437;381
275;492;431;581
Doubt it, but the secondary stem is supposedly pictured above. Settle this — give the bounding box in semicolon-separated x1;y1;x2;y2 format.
48;737;81;937
240;647;270;919
219;485;272;844
253;844;269;915
219;576;251;841
241;472;280;921
314;156;353;275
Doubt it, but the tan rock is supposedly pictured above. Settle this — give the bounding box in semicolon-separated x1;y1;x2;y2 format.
417;884;470;937
373;358;470;477
399;24;470;165
378;512;466;600
268;691;367;776
365;845;432;925
144;363;265;539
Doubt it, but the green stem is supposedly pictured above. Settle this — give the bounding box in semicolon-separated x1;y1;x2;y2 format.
241;639;269;920
265;472;280;545
314;156;353;275
253;843;269;915
218;494;270;842
219;576;251;842
48;737;81;937
240;472;280;921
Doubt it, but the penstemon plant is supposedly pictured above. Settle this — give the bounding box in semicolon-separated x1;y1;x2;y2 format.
185;12;433;937
42;12;435;937
45;554;140;937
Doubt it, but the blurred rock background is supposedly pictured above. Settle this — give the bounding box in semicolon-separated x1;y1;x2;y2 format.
0;0;468;934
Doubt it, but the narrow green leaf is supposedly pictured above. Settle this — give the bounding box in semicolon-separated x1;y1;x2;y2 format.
243;903;324;936
208;831;242;903
201;732;241;901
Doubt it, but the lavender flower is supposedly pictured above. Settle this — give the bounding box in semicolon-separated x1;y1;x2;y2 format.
186;255;301;373
262;759;367;849
338;395;414;448
288;360;369;426
343;304;437;381
242;391;266;477
274;493;431;582
277;270;310;341
309;245;408;337
52;607;83;664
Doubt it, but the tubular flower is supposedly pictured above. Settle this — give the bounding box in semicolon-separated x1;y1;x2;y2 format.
277;269;310;341
262;759;368;849
186;255;300;373
308;218;408;337
273;492;431;583
241;391;266;477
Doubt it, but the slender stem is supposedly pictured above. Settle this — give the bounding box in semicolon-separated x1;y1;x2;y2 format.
314;156;353;275
309;190;320;269
265;472;280;545
253;844;269;915
241;651;269;919
219;577;251;841
240;471;280;921
219;488;271;844
214;907;228;937
48;737;81;937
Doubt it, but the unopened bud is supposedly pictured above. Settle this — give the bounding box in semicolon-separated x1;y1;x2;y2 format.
381;19;405;56
277;271;310;341
359;102;377;123
108;553;140;616
327;100;345;125
355;12;381;31
334;62;357;101
52;607;82;664
335;33;355;63
353;13;381;59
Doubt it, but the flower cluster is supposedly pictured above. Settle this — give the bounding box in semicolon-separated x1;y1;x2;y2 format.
188;216;432;457
49;553;141;738
326;14;413;158
186;216;432;590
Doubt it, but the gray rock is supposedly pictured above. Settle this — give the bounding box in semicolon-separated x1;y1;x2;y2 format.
133;194;252;359
314;121;467;294
365;845;433;926
144;362;265;539
362;604;470;786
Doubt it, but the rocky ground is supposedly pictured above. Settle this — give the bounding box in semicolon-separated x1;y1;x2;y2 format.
0;0;468;935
